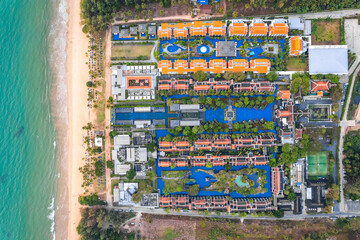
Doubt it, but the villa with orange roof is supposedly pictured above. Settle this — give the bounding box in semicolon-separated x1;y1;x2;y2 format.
159;195;190;208
271;167;285;197
206;21;226;36
230;198;272;211
189;21;207;36
228;21;248;36
249;20;268;36
290;36;304;56
158;140;190;152
158;59;271;74
249;59;271;74
157;23;173;38
227;59;249;72
269;20;289;36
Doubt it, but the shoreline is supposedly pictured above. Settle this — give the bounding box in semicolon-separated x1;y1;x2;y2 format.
65;0;89;238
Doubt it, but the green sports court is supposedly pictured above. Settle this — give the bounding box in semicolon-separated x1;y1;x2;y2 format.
307;152;328;177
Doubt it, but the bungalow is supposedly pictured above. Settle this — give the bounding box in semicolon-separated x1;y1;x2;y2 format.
138;24;147;38
120;28;131;38
129;26;137;36
148;25;157;39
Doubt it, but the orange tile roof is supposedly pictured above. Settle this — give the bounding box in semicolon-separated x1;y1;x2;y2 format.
311;80;330;92
215;139;231;145
269;23;289;35
125;76;152;89
250;59;270;74
290;36;303;55
249;23;268;35
158;84;172;90
159;141;172;147
176;141;189;147
194;84;211;91
213;84;230;90
278;90;291;99
229;23;248;36
195;139;211;145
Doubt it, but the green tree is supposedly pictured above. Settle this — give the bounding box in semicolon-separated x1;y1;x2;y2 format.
106;160;114;169
126;168;136;180
194;70;207;81
266;96;275;104
266;71;278;81
78;194;106;206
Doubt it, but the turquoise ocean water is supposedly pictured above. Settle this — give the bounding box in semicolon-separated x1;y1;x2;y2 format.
0;0;67;239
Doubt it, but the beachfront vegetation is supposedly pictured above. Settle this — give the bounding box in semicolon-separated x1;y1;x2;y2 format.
290;72;310;96
77;207;135;240
78;193;106;206
343;130;360;200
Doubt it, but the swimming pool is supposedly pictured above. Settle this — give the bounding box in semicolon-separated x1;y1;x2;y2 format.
167;45;181;53
197;45;210;54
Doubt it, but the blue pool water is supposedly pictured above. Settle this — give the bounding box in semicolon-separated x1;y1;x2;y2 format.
204;102;274;123
116;109;178;127
112;34;135;41
159;37;286;61
167;45;181;53
235;176;249;187
140;33;146;37
197;45;210;54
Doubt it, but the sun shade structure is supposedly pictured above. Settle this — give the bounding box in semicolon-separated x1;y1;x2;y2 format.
309;45;348;75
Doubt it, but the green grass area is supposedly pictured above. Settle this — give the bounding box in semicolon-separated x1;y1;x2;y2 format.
162;170;187;178
163;227;178;240
308;152;328;177
111;44;153;59
286;57;307;71
312;19;341;45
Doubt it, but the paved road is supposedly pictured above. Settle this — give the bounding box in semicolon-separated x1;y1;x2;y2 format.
109;205;360;220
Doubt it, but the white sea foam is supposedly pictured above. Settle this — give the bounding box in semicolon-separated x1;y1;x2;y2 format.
48;197;56;240
48;0;69;239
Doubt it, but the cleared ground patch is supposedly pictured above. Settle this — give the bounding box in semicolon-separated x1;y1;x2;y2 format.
111;44;154;59
139;214;360;240
312;19;341;45
287;57;307;71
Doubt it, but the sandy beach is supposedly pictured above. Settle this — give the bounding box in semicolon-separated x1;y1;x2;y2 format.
66;0;89;238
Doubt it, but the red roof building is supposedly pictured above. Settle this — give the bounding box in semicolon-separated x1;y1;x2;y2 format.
310;80;331;92
275;101;294;127
271;167;285;196
278;90;291;100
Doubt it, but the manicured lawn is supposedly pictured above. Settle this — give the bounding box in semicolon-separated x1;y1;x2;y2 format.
111;44;153;59
287;57;307;71
312;19;341;45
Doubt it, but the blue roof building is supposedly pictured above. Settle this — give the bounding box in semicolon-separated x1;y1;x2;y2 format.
198;0;209;5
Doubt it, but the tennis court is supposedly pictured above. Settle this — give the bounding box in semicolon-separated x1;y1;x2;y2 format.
307;152;328;177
